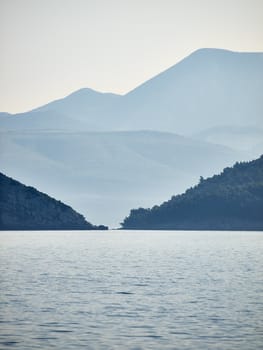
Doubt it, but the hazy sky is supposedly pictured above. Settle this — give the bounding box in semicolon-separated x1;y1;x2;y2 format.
1;0;263;113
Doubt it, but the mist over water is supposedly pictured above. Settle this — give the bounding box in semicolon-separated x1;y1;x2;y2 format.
0;230;263;349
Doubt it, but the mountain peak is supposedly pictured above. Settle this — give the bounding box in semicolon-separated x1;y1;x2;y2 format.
68;87;101;96
192;47;235;55
67;87;120;99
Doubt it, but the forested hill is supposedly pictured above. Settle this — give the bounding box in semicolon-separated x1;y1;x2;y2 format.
121;155;263;231
0;173;107;230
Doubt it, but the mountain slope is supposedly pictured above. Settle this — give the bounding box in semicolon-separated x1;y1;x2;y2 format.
34;88;121;122
0;89;120;132
121;155;263;230
0;172;107;230
0;48;262;227
116;48;263;134
1;49;262;140
0;130;247;227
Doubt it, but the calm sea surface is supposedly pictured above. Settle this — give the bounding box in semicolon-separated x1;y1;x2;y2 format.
0;230;262;350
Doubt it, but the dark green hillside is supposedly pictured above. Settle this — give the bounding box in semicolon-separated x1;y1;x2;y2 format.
0;173;107;230
121;155;263;230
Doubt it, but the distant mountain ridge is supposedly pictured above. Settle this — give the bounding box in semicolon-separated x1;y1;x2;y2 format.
0;130;245;227
0;172;107;230
1;48;262;141
121;155;263;230
119;48;263;134
0;48;262;226
34;88;121;123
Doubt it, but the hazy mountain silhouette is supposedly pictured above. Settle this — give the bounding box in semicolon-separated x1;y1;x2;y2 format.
0;89;120;131
1;48;262;151
121;155;263;230
0;130;245;227
0;48;262;226
0;172;107;230
35;88;121;123
117;49;263;135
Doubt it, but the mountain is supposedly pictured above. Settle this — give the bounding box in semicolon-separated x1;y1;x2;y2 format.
121;155;263;230
1;48;262;144
34;88;121;124
0;48;261;226
116;48;263;135
0;89;120;132
0;130;246;227
0;172;107;230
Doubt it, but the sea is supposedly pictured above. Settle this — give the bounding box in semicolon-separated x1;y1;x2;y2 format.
0;230;262;350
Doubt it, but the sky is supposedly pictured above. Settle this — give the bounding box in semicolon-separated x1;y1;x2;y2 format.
0;0;263;113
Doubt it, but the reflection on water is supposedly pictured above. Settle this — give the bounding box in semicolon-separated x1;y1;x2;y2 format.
0;230;263;349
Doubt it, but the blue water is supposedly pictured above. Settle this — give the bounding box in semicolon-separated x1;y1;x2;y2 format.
0;230;262;349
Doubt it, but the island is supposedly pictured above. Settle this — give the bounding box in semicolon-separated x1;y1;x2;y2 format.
121;155;263;231
0;172;107;230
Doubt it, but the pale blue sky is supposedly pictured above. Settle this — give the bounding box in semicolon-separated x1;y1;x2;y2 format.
1;0;263;113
